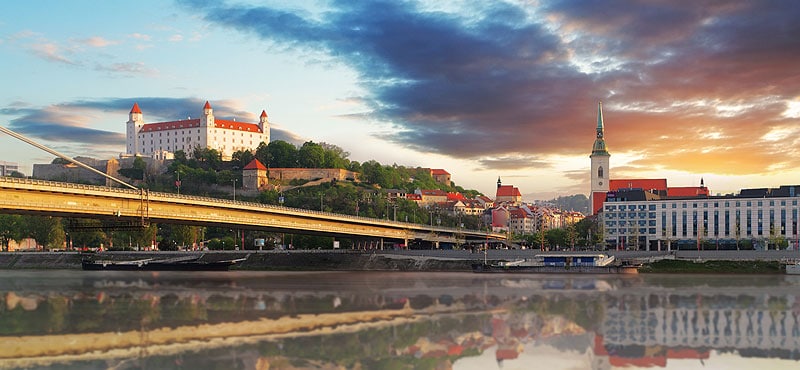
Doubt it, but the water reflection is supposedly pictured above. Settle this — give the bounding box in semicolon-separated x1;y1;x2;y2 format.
0;271;798;369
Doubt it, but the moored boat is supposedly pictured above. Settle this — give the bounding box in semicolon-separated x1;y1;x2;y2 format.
472;253;639;274
81;254;248;271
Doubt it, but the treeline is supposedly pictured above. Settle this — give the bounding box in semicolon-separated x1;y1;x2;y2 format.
546;194;589;214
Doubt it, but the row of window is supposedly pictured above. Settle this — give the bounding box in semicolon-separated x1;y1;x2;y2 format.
606;199;799;212
142;138;255;145
141;130;260;138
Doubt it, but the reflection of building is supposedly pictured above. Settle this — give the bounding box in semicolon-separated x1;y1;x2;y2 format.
126;101;270;160
599;292;800;362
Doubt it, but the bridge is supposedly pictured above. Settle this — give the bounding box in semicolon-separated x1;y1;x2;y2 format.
0;176;506;247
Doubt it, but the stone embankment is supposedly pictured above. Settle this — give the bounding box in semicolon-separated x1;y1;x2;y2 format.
0;251;480;271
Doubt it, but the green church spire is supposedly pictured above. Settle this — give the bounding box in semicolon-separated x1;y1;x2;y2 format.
591;101;609;156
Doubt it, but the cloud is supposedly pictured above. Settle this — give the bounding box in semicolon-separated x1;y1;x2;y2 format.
179;0;800;178
29;42;77;65
5;106;123;144
477;155;551;171
77;36;118;48
128;33;152;41
93;62;158;77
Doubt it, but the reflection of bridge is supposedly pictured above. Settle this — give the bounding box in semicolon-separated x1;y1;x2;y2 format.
0;177;505;245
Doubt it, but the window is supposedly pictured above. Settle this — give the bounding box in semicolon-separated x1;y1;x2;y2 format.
598;166;604;178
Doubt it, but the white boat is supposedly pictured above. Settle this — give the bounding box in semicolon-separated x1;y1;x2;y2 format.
473;253;638;274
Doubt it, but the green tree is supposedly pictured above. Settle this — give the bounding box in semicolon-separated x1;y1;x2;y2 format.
0;215;23;251
172;224;200;248
231;149;255;169
63;220;107;250
23;216;64;250
265;140;298;168
546;228;568;249
192;147;223;170
298;141;325;168
319;142;350;169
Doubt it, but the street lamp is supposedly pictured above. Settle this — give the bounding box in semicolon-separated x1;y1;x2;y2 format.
175;170;181;195
232;178;237;201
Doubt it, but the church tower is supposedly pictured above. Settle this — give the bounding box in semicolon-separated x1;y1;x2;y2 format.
126;103;144;155
589;102;610;215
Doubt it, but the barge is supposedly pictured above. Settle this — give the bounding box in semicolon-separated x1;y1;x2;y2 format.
472;253;639;274
81;254;248;271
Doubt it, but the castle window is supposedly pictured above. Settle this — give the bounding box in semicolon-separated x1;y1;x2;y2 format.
597;166;604;178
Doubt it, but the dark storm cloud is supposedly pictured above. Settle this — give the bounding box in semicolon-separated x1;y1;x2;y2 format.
2;106;124;144
180;0;593;157
181;0;800;174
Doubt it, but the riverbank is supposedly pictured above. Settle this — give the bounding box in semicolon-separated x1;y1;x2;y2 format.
0;250;793;274
638;259;784;274
0;251;478;272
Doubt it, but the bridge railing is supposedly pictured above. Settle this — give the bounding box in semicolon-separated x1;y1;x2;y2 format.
0;176;504;239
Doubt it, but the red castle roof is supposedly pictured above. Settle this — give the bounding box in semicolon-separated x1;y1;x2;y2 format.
132;101;264;134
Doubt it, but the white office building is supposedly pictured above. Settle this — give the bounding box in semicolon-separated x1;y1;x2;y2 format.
601;186;800;250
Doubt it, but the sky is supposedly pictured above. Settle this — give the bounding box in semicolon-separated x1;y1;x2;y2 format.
1;0;799;200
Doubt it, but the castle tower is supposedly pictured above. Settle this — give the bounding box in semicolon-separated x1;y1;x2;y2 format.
126;103;144;155
201;100;214;127
259;110;270;144
590;102;610;215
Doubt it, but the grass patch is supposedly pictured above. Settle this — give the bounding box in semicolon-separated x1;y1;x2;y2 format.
640;259;783;274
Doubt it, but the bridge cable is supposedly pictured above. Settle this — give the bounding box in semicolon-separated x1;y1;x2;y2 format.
0;125;138;190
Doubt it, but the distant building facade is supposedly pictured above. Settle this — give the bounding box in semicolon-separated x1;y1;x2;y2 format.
0;161;19;176
602;185;800;251
495;177;522;206
126;101;270;160
589;103;799;250
33;157;120;186
429;168;452;186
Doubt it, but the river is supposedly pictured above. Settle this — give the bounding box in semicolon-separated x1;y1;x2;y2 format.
0;270;798;369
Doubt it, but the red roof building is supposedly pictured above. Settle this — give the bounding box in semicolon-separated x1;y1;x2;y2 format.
429;168;452;186
496;185;522;205
126;101;270;161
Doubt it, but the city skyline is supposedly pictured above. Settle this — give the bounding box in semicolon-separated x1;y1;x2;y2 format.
1;1;798;199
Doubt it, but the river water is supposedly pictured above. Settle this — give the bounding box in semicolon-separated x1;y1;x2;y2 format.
0;270;798;370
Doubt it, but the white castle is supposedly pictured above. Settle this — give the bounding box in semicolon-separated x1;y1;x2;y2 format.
125;101;270;160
